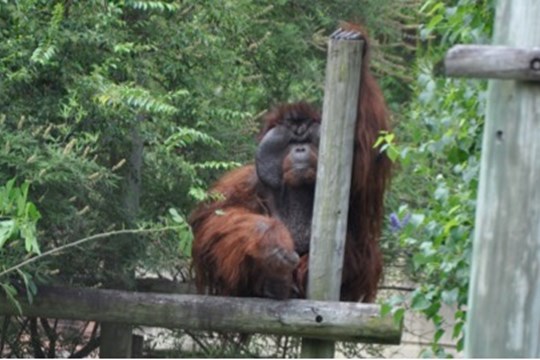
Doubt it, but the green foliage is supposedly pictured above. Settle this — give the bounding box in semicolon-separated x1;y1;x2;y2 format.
1;0;257;286
0;180;40;254
95;79;179;115
0;180;41;311
420;0;494;48
126;1;180;12
384;0;495;356
374;131;400;162
169;208;193;258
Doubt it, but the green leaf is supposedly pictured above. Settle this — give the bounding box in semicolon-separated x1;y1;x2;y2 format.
412;253;428;269
0;219;15;248
434;185;449;201
1;283;22;314
410;213;425;227
420;348;435;358
419;0;436;13
392;308;405;326
457;336;465;352
168;208;184;224
441;288;459;305
427;14;444;30
380;303;392;316
188;187;207;202
21;223;40;254
17;269;35;304
434;328;445;343
453;321;464;339
388;294;405;306
425;2;445;16
411;292;431;311
179;229;193;258
25;202;41;221
387;146;400;162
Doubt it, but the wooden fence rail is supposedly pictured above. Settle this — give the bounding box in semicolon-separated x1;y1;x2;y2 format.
444;45;540;81
0;286;401;345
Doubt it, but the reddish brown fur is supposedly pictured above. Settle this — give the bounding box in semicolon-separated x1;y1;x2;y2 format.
190;25;391;302
282;145;318;187
258;102;321;136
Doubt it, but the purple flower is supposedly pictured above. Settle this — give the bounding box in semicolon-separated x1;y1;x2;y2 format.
389;212;411;233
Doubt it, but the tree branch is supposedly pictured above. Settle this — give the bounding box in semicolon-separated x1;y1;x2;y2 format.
0;226;181;278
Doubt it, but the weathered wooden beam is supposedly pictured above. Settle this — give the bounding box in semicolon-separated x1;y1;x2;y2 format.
301;29;365;358
465;0;540;357
135;278;195;294
444;44;540;81
0;286;401;344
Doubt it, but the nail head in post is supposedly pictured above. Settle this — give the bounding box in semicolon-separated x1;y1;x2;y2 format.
530;58;540;71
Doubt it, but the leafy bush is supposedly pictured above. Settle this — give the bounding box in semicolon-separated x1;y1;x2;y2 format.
383;0;495;356
0;180;41;310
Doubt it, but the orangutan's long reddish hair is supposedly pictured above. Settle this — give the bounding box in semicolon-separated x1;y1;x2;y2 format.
190;24;391;302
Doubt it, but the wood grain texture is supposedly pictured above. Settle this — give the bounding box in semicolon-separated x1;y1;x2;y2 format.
301;37;364;358
307;38;363;301
445;45;540;81
0;286;401;344
466;0;540;357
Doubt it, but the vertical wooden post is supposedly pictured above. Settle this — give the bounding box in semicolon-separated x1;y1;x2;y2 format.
300;33;364;358
466;0;540;357
100;121;144;358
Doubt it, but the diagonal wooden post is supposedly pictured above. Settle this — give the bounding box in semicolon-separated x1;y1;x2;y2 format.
300;29;364;358
444;0;540;357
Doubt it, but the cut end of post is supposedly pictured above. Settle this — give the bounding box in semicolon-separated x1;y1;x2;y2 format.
330;27;364;41
328;25;367;62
